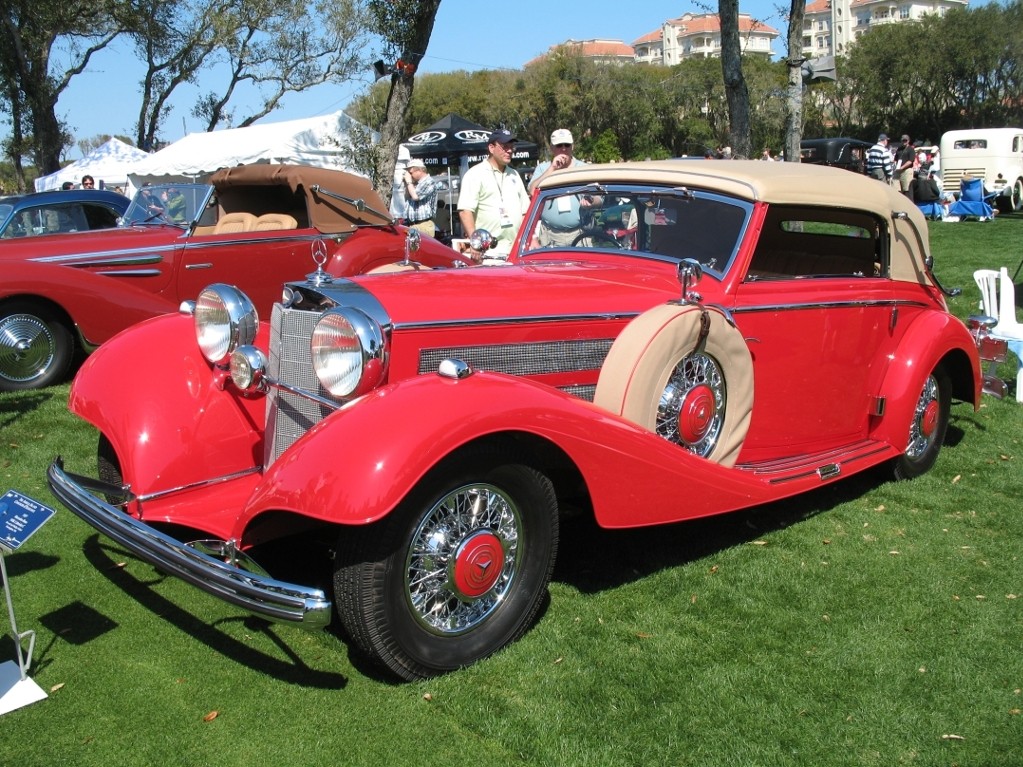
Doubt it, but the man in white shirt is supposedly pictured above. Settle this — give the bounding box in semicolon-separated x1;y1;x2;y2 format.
457;129;530;258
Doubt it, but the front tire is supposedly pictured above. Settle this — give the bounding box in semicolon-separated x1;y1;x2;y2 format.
334;454;559;680
891;367;950;480
0;301;74;391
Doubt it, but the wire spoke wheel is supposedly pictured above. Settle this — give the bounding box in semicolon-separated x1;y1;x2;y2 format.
406;482;521;635
334;454;558;680
655;351;726;458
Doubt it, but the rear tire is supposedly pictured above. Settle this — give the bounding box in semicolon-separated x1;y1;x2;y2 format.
0;301;74;391
334;452;559;680
891;367;950;480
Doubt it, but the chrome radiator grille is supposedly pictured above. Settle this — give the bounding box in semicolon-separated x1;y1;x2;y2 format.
418;339;613;388
265;304;334;467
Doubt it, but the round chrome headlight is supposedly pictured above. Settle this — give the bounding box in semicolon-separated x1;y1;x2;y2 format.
310;308;386;398
194;284;258;364
230;345;267;392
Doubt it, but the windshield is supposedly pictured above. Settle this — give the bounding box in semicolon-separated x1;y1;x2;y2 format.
520;184;752;275
123;184;213;226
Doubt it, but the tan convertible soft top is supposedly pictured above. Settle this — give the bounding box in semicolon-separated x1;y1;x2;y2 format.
210;164;391;234
538;160;933;284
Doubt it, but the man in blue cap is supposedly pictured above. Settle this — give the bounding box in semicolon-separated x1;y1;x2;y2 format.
457;128;530;259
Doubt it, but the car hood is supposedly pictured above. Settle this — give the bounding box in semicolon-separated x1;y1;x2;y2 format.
351;257;706;327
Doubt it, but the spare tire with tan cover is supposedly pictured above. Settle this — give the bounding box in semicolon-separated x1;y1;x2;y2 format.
594;303;753;467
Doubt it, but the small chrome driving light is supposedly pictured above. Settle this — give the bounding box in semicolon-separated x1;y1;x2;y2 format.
310;308;387;398
230;345;267;392
194;284;258;365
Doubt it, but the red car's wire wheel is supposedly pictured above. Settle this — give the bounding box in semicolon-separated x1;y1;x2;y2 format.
404;482;520;636
906;374;941;460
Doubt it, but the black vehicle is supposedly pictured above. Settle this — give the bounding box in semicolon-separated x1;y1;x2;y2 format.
800;138;873;174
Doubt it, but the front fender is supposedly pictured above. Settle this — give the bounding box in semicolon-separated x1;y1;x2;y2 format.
870;311;981;450
69;312;266;504
2;260;179;346
244;371;786;532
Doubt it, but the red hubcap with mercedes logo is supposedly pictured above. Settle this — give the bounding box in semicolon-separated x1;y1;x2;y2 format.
453;531;504;599
678;383;717;445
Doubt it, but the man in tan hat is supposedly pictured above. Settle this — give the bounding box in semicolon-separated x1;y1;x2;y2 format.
401;158;438;237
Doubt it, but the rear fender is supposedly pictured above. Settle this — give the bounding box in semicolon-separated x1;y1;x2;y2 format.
244;371;788;532
69;312;266;500
870;312;981;450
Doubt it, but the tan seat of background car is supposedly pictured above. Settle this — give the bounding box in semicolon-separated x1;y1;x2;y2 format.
213;212;257;234
252;213;298;231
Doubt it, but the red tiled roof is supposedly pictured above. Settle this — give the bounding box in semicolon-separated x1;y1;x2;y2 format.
667;12;779;35
805;0;831;13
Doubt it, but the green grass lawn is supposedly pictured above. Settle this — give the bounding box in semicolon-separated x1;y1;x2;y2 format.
1;213;1021;766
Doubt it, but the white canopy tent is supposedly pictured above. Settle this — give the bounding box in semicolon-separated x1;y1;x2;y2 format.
34;138;150;192
127;111;370;193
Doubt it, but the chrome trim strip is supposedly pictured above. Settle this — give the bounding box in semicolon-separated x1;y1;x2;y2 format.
70;254;164;267
265;376;344;411
34;232;323;267
95;269;163;277
732;298;931;314
135;466;263;503
47;459;331;627
395;312;639;332
35;245;177;265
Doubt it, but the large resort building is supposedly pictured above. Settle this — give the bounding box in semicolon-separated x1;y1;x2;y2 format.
804;0;968;57
528;3;967;69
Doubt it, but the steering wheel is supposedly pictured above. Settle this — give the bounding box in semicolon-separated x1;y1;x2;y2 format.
571;228;623;249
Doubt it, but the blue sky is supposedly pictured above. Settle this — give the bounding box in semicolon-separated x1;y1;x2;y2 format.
49;0;783;159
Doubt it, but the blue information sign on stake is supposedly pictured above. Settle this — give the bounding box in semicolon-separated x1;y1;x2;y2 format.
0;490;56;554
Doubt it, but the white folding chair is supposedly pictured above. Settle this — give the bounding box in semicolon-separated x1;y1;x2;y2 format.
975;268;1023;402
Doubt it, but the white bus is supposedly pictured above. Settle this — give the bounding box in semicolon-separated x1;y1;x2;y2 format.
938;128;1023;212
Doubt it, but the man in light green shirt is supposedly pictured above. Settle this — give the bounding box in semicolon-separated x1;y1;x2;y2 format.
457;129;530;258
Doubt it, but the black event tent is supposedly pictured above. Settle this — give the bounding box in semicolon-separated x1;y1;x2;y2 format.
402;113;537;169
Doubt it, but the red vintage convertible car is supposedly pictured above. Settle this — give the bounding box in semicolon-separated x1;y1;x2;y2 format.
0;164;468;391
49;161;983;680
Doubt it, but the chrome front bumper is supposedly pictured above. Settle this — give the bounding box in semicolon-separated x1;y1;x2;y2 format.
47;459;332;628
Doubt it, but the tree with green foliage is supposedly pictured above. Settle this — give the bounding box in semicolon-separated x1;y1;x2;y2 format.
129;0;369;152
719;0;752;158
1;0;130;188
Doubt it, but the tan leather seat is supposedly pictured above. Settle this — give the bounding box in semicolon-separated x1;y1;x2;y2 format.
213;212;256;234
253;213;298;231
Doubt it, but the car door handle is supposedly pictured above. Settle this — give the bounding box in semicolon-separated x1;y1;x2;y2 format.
185;263;213;270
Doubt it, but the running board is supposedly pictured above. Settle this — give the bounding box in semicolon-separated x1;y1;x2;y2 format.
735;439;894;484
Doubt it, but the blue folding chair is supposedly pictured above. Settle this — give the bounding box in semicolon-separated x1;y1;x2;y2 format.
948;177;997;220
915;201;943;220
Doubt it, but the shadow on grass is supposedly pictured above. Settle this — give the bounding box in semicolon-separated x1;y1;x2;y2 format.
0;390;55;430
553;469;882;595
79;534;348;690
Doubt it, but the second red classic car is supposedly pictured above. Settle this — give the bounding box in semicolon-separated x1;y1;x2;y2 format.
49;161;983;680
0;164;468;391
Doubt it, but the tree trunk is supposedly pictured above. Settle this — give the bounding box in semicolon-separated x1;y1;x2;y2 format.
784;0;806;163
719;0;751;158
371;0;442;204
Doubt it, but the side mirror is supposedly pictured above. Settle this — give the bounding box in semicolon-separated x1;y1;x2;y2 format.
677;258;703;303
